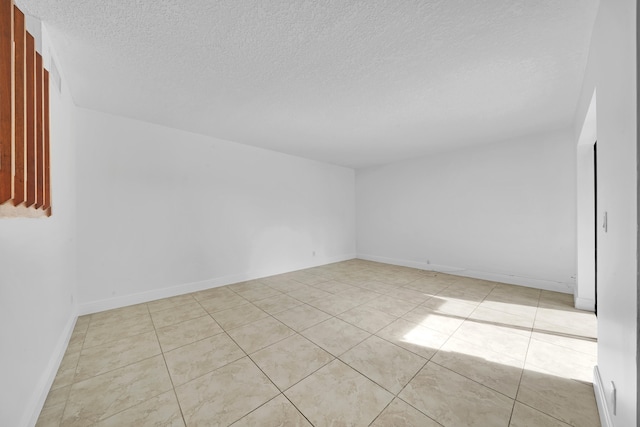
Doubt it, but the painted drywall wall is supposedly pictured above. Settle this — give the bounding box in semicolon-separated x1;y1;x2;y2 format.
76;109;355;312
573;1;638;425
0;25;78;427
356;129;577;292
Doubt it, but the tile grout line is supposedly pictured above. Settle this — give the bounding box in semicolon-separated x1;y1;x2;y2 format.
51;314;92;425
507;292;542;426
66;304;179;426
37;261;596;426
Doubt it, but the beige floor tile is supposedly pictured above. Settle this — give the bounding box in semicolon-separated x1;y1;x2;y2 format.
524;338;597;383
74;331;161;381
35;403;66;427
492;282;541;298
436;286;489;304
253;294;303;314
403;306;465;335
156;315;223;352
66;324;88;354
228;280;265;293
451;320;531;361
536;305;595;324
61;355;172;426
424;273;459;283
377;273;420;286
337;305;397;333
192;286;235;302
211;303;269;330
147;294;196;313
198;292;250;313
371;398;441;427
272;304;332;332
51;350;81;390
530;330;597;356
517;368;600;427
403;277;451;294
478;297;538;319
227;316;295;354
231;394;312;427
83;312;154;348
260;273;293;285
534;307;597;339
90;303;149;324
338;287;383;303
448;277;496;292
420;295;477;317
305;265;339;279
251;334;334;390
376;318;449;359
538;290;574;308
74;315;91;330
485;285;540;307
509;402;571;427
285;360;393;427
164;333;245;385
341;335;426;394
38;261;600;427
311;280;355;294
94;391;184;427
400;362;513;427
356;280;398;294
288;286;333;304
175;357;279;427
42;385;71;410
288;271;329;286
365;295;419;317
150;300;209;329
533;318;598;343
392;287;432;303
261;278;307;293
236;285;282;302
308;293;364;315
431;336;524;398
469;305;535;329
37;386;72;426
301;317;370;356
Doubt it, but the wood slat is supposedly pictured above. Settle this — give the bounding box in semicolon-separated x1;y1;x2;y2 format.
24;31;34;206
43;69;49;210
12;4;24;205
0;0;13;204
35;52;42;208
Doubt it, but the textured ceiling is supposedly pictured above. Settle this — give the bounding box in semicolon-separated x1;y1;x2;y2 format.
17;0;598;168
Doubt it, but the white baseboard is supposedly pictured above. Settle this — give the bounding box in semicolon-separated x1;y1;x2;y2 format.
357;253;574;294
23;307;78;427
79;253;356;315
593;365;613;427
574;296;596;312
79;273;248;315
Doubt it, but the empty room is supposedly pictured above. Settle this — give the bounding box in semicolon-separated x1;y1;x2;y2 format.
0;0;637;426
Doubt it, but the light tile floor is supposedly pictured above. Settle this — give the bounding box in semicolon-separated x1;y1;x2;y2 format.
36;259;600;427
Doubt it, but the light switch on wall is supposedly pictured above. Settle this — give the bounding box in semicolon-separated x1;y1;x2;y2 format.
603;211;608;232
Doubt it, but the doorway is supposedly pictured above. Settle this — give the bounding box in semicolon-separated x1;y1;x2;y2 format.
593;141;597;315
575;90;597;312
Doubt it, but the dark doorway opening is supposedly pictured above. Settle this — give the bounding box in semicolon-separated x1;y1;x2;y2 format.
594;141;598;316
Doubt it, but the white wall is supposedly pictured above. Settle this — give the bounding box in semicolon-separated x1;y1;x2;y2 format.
0;26;78;427
76;108;356;312
574;1;638;425
356;129;577;292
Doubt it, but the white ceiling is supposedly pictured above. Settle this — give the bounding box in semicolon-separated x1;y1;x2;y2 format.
18;0;598;169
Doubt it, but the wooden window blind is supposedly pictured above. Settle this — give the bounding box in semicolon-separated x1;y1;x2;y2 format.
1;0;51;217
